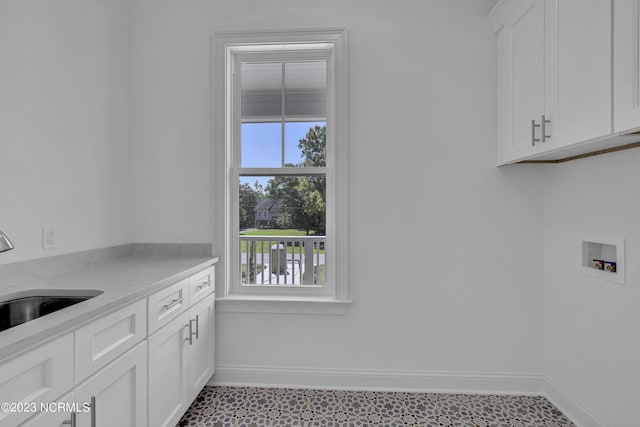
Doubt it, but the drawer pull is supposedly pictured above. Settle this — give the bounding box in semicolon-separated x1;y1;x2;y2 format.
62;412;77;427
162;297;183;310
196;280;210;290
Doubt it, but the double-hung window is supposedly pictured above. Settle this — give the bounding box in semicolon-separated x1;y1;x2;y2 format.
214;30;349;311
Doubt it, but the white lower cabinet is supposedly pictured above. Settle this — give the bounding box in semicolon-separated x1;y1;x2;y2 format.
148;291;215;427
188;293;215;403
75;341;147;427
0;333;74;427
16;332;147;427
74;299;147;383
148;311;190;427
2;264;216;427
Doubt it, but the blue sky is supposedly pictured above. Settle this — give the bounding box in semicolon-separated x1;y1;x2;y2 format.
240;121;324;189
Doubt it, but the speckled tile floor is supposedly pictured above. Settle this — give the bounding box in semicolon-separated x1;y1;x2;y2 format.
177;386;575;426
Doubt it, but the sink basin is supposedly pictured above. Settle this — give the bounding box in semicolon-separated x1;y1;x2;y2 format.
0;289;103;332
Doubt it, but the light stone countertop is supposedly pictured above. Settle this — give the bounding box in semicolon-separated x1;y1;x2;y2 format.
0;255;218;362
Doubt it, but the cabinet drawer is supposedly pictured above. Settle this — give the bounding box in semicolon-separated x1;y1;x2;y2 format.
189;266;215;304
148;278;189;334
0;333;74;427
74;299;146;383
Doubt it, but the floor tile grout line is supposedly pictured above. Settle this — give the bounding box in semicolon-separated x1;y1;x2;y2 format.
177;385;576;427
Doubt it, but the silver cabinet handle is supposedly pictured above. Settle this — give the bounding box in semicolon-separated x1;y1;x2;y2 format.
196;280;210;291
185;316;199;345
62;412;76;427
185;321;194;345
531;119;541;146
541;114;550;142
194;314;199;340
163;297;183;310
90;396;96;427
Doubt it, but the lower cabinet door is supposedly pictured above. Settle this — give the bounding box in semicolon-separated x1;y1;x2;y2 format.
188;293;215;403
148;311;190;427
75;341;147;427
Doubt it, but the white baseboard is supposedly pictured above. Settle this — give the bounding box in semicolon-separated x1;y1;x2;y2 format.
210;364;544;395
544;377;606;427
208;366;616;426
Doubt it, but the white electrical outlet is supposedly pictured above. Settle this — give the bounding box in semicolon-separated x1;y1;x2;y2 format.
42;226;56;250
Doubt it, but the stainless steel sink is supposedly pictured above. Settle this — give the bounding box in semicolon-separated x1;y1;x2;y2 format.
0;290;103;332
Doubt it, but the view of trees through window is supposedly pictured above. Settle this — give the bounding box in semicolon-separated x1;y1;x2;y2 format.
239;124;326;236
225;36;344;291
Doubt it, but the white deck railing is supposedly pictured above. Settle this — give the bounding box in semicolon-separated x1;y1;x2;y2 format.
240;235;325;286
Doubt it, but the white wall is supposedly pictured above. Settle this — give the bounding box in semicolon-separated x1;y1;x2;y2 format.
543;149;640;426
130;0;214;243
131;0;545;384
0;0;133;264
2;0;635;419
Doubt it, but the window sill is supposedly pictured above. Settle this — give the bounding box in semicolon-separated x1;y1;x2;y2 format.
215;295;351;315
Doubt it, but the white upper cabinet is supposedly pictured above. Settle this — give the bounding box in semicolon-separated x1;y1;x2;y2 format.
492;0;546;163
614;0;640;133
545;0;612;148
489;0;640;164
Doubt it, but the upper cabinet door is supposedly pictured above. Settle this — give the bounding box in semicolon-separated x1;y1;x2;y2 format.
545;0;613;148
490;0;546;164
488;0;633;164
614;0;640;133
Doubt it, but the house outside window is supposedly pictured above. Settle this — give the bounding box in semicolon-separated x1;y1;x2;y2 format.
214;29;349;312
254;199;285;229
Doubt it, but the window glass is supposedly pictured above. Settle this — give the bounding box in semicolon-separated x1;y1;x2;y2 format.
284;61;327;118
241;123;281;168
240;60;327;168
241;62;282;119
238;175;326;287
284;121;326;166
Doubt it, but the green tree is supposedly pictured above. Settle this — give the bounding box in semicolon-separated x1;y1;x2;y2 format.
265;125;326;235
296;178;325;235
275;212;293;229
239;180;264;229
299;125;326;167
298;125;326;235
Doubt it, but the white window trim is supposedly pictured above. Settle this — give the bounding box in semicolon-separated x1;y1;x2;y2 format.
212;29;350;314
